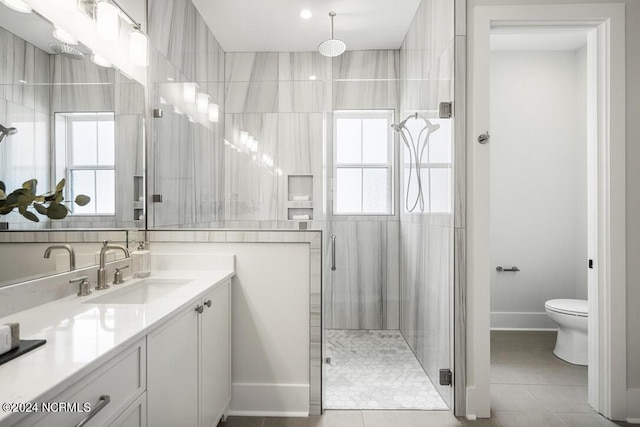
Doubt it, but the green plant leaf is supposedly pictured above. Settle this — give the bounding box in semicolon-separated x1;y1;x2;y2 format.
55;178;66;193
54;192;64;203
22;179;37;195
21;210;39;222
46;202;68;219
33;203;48;215
75;194;91;206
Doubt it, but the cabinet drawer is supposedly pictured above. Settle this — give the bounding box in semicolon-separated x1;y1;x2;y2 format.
15;338;146;427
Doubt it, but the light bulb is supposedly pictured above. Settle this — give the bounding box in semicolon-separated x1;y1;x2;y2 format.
208;103;219;123
300;10;312;19
129;28;149;67
183;82;197;103
53;28;78;45
196;93;209;114
1;0;32;13
91;52;112;68
96;1;119;41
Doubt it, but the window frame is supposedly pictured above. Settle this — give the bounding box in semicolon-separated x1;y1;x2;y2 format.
332;110;395;216
401;112;453;215
58;112;116;216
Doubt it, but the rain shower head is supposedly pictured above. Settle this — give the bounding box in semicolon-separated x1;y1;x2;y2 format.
49;43;85;60
318;12;346;57
0;124;18;144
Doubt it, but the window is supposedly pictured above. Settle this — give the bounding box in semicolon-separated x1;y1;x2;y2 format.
402;116;452;213
55;112;116;215
333;111;394;215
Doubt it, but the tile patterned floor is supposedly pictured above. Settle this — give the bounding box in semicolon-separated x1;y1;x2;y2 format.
221;331;635;427
323;329;448;410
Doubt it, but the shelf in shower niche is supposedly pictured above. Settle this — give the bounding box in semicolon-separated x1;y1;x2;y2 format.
286;201;314;208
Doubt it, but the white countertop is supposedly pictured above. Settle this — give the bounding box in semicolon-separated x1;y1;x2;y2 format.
0;268;234;425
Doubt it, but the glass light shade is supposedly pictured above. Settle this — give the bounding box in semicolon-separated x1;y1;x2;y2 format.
208;103;219;123
53;28;78;45
96;1;119;41
183;82;197;103
129;28;149;67
1;0;32;13
196;93;209;114
55;0;77;11
91;52;112;68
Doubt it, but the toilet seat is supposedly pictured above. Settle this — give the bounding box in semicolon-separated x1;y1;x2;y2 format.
545;299;588;317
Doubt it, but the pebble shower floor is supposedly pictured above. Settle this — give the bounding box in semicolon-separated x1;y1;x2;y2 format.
324;329;448;410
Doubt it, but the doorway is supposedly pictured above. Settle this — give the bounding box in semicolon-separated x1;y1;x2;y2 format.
468;4;626;421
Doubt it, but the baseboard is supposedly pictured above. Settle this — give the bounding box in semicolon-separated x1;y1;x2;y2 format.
491;311;557;330
229;383;309;415
627;389;640;423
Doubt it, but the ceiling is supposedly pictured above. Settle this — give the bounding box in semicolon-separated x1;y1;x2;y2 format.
190;0;423;53
490;28;591;51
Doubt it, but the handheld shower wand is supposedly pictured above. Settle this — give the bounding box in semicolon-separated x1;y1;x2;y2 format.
0;124;18;144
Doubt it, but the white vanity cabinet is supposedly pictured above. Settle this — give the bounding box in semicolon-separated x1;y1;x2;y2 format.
147;280;231;427
13;339;146;427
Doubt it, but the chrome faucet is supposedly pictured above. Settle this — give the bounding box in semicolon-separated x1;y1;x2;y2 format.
44;244;76;271
97;240;130;290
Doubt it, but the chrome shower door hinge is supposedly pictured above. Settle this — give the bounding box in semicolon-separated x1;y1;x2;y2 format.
439;368;452;386
439;102;452;118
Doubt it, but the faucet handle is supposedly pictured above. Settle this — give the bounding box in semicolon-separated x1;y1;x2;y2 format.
113;265;130;285
70;276;92;297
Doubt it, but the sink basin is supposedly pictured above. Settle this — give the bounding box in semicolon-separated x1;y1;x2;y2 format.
84;279;192;304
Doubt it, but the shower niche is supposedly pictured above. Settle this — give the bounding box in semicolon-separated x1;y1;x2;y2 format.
286;174;314;221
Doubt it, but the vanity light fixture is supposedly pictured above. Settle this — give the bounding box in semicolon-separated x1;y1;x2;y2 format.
53;27;78;45
54;0;77;11
318;12;346;57
208;103;219;122
129;26;149;67
196;93;209;114
300;9;312;19
91;52;112;68
96;0;119;41
183;82;197;103
0;0;32;13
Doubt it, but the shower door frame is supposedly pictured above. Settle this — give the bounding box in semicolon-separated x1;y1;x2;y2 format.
468;3;627;421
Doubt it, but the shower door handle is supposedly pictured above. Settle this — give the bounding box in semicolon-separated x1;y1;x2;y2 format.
331;234;336;271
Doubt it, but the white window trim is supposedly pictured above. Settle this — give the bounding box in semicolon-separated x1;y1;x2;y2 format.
333;110;395;216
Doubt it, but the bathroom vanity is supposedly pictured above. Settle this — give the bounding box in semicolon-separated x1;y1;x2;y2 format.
0;265;234;427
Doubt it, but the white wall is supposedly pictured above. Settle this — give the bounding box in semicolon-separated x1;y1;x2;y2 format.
489;49;587;329
149;242;311;416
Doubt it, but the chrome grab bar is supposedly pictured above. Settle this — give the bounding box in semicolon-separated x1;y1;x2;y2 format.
496;266;520;272
75;395;110;427
331;234;336;271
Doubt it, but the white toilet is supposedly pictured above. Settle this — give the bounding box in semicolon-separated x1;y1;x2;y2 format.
544;299;588;366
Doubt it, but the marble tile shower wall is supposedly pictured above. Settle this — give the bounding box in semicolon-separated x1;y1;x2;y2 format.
224;50;400;329
399;0;455;407
48;55;144;229
0;26;51;229
148;0;225;228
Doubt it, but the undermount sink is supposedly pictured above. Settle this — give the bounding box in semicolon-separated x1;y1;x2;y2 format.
84;279;192;304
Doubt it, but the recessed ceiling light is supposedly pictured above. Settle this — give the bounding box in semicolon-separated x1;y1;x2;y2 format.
300;10;312;19
18;79;27;84
167;77;174;82
308;75;317;81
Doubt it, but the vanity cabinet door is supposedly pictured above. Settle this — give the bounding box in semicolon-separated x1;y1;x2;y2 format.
200;280;231;427
109;392;146;427
147;305;199;427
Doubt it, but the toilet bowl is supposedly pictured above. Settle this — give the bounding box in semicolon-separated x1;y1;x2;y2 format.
544;299;588;366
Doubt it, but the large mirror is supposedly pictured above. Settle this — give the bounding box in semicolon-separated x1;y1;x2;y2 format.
0;3;145;231
0;4;144;288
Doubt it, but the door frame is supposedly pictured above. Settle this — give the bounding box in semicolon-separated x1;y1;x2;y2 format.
467;3;626;420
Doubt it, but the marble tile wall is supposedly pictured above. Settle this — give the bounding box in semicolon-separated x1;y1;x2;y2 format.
224;50;401;330
399;0;456;409
148;0;225;228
